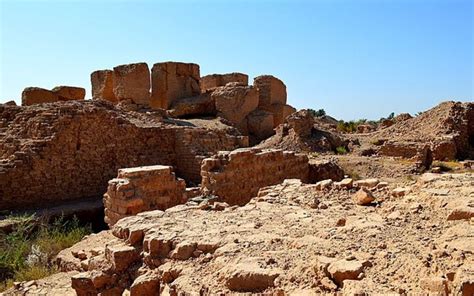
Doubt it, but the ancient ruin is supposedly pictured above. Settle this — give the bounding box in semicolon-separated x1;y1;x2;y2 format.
1;59;473;295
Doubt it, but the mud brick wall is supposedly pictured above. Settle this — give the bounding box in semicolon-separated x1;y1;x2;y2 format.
175;129;248;185
201;148;309;205
0;101;244;210
104;165;186;227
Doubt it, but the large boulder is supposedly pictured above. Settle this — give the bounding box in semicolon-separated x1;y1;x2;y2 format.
212;83;259;132
201;73;248;91
52;86;85;101
113;62;150;105
21;87;58;106
91;69;117;103
150;62;200;109
253;75;287;109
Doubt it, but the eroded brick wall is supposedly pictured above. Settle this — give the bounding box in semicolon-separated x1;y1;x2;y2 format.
200;148;309;205
104;165;186;227
0;101;244;210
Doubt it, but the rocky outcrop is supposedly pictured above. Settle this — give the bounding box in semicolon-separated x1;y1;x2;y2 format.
104;165;187;227
372;101;474;160
150;62;200;109
112;62;150;105
212;83;259;132
91;70;116;103
200;148;309;205
201;73;248;91
257;109;347;153
167;92;216;118
51;86;85;101
21;86;85;106
0;100;245;210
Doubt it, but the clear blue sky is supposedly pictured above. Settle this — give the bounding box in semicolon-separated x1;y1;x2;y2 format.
1;0;472;120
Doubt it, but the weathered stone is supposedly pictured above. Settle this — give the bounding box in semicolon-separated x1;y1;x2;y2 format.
246;109;274;143
392;187;409;197
91;70;117;103
113;62;150;105
308;160;345;183
315;179;333;190
105;242;139;272
201;148;309;205
419;277;449;295
447;206;474;221
334;178;353;190
353;178;379;189
130;273;160;296
225;260;280;292
266;103;296;127
253;75;287;109
150;62;200;109
168;92;216;118
51;86;85;101
352;188;375;205
21;87;58;106
327;259;364;285
169;241;196;260
212;84;259;132
201;73;248;91
104;165;187;227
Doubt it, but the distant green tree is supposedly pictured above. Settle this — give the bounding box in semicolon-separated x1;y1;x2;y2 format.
387;112;395;120
307;108;326;117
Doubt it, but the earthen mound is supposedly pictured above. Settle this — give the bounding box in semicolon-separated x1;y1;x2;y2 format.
373;101;473;160
257;109;347;153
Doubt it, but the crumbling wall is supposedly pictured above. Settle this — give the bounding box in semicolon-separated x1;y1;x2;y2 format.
104;165;187;227
201;73;248;91
91;70;117;102
0;100;244;210
22;86;85;106
201;148;309;205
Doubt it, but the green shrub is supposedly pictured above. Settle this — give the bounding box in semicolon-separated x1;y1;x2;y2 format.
335;146;348;154
0;215;91;292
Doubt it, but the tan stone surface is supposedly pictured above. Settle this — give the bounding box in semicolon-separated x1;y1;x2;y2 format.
246;108;274;144
267;103;296;127
103;165;187;226
21;87;58;106
253;75;287;108
150;62;200;109
0;100;244;210
212;83;259;132
113;62;150;105
200;72;248;91
91;69;116;102
201;148;309;205
51;86;85;101
40;172;471;295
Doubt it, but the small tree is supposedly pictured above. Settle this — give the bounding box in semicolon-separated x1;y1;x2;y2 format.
308;108;326;117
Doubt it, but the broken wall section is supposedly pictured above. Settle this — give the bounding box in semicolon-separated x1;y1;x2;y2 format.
201;148;310;205
104;165;186;227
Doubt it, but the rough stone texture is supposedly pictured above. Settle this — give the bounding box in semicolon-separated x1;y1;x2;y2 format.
266;103;296;128
352;188;375;205
246;109;274;144
378;141;433;170
258;109;348;153
39;172;471;295
21;87;59;106
200;148;309;205
308;159;345;183
150;62;200;109
253;75;287;109
0;100;245;210
200;73;248;91
212;83;259;132
113;62;150;105
51;86;86;101
91;69;117;103
167;92;216;118
372;101;474;160
103;165;187;227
